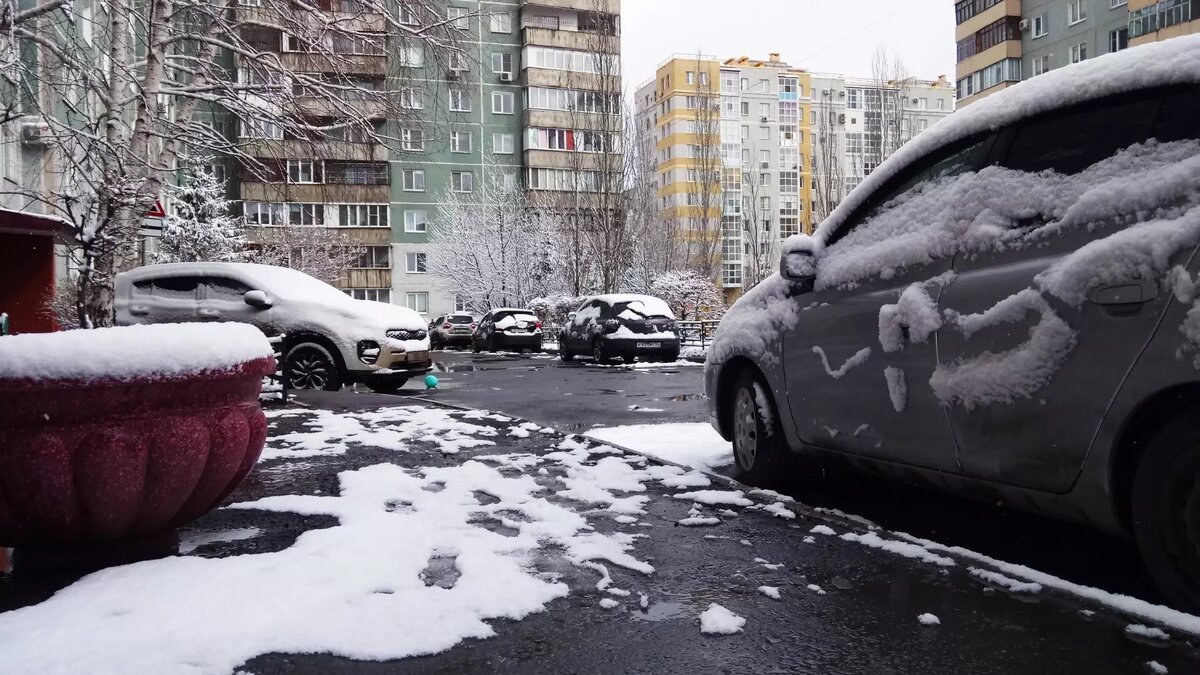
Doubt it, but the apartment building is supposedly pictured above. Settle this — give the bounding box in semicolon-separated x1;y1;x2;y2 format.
639;53;952;294
956;0;1197;107
235;0;621;318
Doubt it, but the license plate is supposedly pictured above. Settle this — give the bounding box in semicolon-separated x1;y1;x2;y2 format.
636;342;662;349
406;351;430;362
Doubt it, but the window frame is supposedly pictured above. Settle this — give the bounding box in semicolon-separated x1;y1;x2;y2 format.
402;169;426;192
405;251;428;274
404;209;428;233
492;91;515;114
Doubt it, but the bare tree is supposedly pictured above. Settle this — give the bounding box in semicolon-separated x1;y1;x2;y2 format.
2;0;471;327
738;156;775;289
623;93;680;293
249;225;363;286
872;47;917;158
812;86;844;226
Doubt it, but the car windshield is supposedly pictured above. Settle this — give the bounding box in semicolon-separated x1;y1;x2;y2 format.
613;301;669;320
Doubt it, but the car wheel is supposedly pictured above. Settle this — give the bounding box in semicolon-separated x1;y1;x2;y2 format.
472;338;481;354
285;343;343;392
1132;413;1200;612
560;336;574;362
592;338;610;364
366;378;408;394
487;336;498;353
729;369;790;486
663;349;681;363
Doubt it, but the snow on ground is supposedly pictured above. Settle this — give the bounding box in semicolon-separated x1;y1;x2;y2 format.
672;490;753;507
265;406;499;459
968;567;1043;594
758;586;781;600
699;603;746;635
1126;624;1171;641
806;584;827;595
584;423;732;472
840;532;956;567
1148;660;1169;674
810;525;838;536
918;613;941;627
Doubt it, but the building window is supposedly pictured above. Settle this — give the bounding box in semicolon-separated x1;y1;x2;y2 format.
700;72;710;86
406;292;429;313
955;0;1005;25
405;252;427;273
1070;42;1087;64
1109;27;1129;53
288;203;324;226
686;71;695;85
492;52;513;74
454;295;468;312
398;6;418;25
493;133;514;154
1033;14;1048;38
449;88;471;112
339;204;389;227
348;288;392;303
1067;0;1087;25
1032;55;1051;76
523;46;617;75
355;246;391;269
490;12;512;33
243;202;285;225
759;150;770;166
404;210;427;233
398;45;423;68
740;101;750;116
450;131;471;153
401;128;424;152
759;103;771;118
452;171;474;193
403;169;425;192
400;88;423;110
448;51;469;72
492;91;515;114
1110;0;1127;7
448;6;469;30
287;160;322;184
759;126;770;140
759;172;771;186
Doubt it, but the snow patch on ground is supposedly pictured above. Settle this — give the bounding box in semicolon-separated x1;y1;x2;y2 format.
699;603;746;635
672;490;753;507
598;598;620;610
584;423;732;472
758;502;795;519
810;525;837;536
806;584;827;595
1126;624;1170;640
758;586;781;600
1148;660;1169;674
918;613;941;627
266;407;497;460
968;567;1043;594
840;532;956;567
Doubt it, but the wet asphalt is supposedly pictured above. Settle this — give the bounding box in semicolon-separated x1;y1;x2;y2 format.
2;353;1196;673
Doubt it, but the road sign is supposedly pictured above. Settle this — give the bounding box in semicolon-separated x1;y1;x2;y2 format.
138;217;163;238
147;200;166;218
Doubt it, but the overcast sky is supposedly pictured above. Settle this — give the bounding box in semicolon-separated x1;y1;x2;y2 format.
621;0;957;88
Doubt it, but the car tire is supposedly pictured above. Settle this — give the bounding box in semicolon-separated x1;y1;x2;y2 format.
560;336;574;362
366;379;408;394
1131;412;1200;612
592;338;611;365
663;349;680;363
487;336;498;353
728;369;790;487
285;343;344;392
472;339;481;354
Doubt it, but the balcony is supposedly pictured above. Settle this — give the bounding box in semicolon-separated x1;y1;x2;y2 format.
238;183;389;203
522;26;598;51
239;140;387;162
279;52;386;76
290;95;388;120
521;0;620;13
236;7;386;33
523;68;619;93
524;108;618;131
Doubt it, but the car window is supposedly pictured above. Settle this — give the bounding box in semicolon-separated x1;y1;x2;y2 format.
201;277;252;303
1001;94;1160;175
1154;86;1200;143
449;315;473;324
827;134;993;250
152;276;200;300
132;280;153;297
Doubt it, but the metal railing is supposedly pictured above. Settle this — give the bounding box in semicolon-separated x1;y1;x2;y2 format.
676;320;720;348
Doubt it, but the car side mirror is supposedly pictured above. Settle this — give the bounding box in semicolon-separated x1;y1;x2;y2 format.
244;290;273;309
780;234;818;281
567;312;577;321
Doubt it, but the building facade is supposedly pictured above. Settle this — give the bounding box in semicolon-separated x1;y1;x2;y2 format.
639;53;953;294
235;0;621;319
956;0;1198;107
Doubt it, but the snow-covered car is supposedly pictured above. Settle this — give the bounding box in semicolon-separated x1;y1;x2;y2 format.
559;295;680;364
429;313;476;350
114;263;431;393
472;308;543;353
705;36;1200;610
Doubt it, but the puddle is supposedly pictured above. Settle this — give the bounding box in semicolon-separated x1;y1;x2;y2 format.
597;389;626;395
631;601;691;622
669;394;705;402
432;363;481;373
419;554;461;589
177;528;262;555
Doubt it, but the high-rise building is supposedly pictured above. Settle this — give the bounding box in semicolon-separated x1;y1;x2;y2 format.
955;0;1198;107
236;0;622;318
639;53;953;295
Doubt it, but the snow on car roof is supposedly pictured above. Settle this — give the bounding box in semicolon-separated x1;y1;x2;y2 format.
802;34;1200;251
490;308;536;314
0;323;274;383
121;262;349;304
590;294;674;318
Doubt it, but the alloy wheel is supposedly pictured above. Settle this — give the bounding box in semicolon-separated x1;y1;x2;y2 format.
289;350;331;390
734;387;758;470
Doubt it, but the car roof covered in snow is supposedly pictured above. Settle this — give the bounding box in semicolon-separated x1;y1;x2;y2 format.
589;294;674;318
805;34;1200;250
118;262;349;304
488;308;536;315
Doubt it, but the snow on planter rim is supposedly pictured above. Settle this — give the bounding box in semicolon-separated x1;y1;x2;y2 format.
790;33;1200;254
0;322;275;383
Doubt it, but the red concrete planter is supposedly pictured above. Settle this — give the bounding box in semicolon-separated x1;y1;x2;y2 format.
0;356;276;548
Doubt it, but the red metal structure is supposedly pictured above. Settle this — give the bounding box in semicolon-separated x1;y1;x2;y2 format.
0;208;71;334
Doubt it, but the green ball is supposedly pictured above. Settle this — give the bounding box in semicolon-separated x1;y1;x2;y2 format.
424;374;439;389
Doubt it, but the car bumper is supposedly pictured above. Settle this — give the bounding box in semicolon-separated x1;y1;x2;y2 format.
350;350;433;383
602;337;681;357
439;334;473;346
498;333;543;348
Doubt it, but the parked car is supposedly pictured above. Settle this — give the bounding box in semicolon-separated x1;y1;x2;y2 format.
472;308;543;353
559;295;680;364
705;37;1200;610
114;263;432;393
429;313;476;350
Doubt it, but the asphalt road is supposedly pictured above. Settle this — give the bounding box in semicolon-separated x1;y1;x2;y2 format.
380;350;1161;605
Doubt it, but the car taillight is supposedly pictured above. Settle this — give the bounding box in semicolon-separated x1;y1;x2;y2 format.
470;323;477;330
535;321;542;330
442;323;452;329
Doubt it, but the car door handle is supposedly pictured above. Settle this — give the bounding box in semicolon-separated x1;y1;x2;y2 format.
129;305;150;316
198;308;221;319
1088;280;1158;306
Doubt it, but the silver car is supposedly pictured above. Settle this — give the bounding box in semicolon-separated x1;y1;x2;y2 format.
706;39;1200;609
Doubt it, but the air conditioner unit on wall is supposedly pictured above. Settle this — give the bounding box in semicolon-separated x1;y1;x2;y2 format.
499;72;513;82
20;120;52;146
760;116;769;122
1019;18;1031;31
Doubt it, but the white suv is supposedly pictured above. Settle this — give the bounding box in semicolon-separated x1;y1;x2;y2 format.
114;263;431;393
